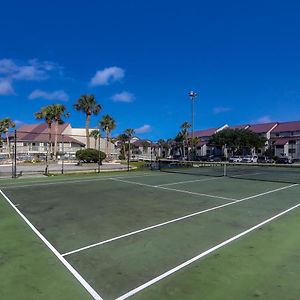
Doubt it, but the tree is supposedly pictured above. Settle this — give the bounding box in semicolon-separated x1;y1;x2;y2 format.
124;128;135;160
52;104;69;159
174;131;184;158
76;148;106;163
90;129;100;149
180;121;191;159
157;139;166;158
209;128;266;156
35;106;56;158
116;133;128;160
35;105;69;159
0;118;15;158
99;115;116;160
73;95;101;148
141;140;150;154
188;137;200;159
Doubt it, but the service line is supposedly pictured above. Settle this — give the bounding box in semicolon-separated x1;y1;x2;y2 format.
62;183;297;257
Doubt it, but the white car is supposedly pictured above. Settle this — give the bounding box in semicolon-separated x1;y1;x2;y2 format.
229;156;243;163
242;155;258;163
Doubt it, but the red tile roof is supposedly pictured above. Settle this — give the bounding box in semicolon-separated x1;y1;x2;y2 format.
191;128;218;138
15;123;85;146
271;121;300;133
273;138;289;146
228;124;250;130
248;122;278;133
132;140;151;147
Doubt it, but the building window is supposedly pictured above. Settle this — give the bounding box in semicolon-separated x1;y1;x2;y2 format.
289;149;296;154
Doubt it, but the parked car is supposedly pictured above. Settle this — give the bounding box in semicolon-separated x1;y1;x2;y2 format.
276;157;293;164
195;156;209;161
257;156;274;163
208;155;222;162
241;155;258;163
229;156;243;163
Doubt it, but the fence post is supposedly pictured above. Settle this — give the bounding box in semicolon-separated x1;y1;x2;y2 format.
14;130;17;178
98;133;101;173
61;134;64;174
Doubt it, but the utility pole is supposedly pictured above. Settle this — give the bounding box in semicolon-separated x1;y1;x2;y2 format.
189;90;198;159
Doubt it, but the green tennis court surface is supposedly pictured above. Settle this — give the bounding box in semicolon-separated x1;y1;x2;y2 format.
1;170;300;299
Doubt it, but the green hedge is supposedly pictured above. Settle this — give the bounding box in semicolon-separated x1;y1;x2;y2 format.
76;148;106;163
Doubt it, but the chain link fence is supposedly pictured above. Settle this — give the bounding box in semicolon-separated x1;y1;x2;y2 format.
0;130;126;178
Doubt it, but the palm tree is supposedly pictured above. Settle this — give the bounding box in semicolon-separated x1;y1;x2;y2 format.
117;133;128;159
188;137;200;160
73;95;101;148
0;118;15;158
180;121;191;159
90;129;100;149
124;128;135;160
52;104;69;159
35;106;56;158
157;139;166;158
99;115;116;160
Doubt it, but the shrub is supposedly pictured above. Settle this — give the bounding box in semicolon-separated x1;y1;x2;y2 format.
118;154;125;160
76;148;106;163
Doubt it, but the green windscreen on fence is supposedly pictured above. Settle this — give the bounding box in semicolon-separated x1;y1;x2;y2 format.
158;159;300;184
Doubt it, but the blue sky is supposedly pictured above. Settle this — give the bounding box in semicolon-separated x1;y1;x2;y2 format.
1;0;300;140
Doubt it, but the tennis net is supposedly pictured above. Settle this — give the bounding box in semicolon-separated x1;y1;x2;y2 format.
158;159;300;184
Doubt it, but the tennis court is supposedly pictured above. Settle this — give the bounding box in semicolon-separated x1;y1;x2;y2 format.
1;167;300;300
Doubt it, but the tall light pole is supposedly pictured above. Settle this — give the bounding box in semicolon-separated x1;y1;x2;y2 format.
189;91;198;160
188;91;198;138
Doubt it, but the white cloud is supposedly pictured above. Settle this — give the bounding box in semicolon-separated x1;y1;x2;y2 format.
0;58;62;81
0;59;18;74
0;79;15;95
111;91;135;103
213;106;232;114
255;115;272;123
28;89;69;101
90;66;125;86
135;124;152;134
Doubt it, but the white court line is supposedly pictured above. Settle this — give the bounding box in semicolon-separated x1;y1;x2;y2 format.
156;176;223;187
111;178;237;202
0;189;103;300
230;172;263;178
115;201;300;300
62;183;297;257
0;172;167;189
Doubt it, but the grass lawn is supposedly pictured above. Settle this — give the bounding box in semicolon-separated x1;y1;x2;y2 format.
133;209;300;300
0;194;92;300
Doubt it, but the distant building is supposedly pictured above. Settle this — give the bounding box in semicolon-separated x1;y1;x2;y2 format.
0;123;118;160
192;120;300;160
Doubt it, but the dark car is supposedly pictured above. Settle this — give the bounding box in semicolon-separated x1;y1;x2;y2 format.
257;156;274;164
276;157;293;164
208;155;222;162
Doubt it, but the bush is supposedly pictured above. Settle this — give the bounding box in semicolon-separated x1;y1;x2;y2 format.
118;154;125;160
76;148;106;163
